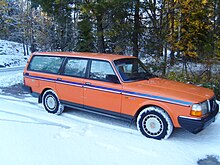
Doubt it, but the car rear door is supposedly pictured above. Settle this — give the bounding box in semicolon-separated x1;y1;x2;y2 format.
56;57;88;107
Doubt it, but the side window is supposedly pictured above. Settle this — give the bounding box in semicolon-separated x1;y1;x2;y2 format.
28;55;63;74
63;58;88;78
89;60;116;82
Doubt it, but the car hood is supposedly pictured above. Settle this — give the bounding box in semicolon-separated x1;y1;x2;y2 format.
123;78;214;105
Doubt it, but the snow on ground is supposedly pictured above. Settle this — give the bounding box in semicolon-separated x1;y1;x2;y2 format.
141;54;220;74
0;39;29;67
0;39;27;86
0;69;23;87
0;91;220;165
217;100;220;106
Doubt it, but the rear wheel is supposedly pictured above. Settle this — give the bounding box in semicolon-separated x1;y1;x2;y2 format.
42;90;64;115
137;106;173;140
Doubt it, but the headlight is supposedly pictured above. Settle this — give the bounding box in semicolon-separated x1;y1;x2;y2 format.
200;101;209;114
191;101;209;117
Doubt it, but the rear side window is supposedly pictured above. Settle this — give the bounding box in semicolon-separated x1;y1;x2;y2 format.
62;58;88;78
28;55;63;74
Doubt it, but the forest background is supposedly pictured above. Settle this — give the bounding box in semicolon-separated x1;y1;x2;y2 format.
1;0;220;98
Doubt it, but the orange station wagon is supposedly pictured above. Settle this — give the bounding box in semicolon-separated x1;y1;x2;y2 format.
23;52;219;140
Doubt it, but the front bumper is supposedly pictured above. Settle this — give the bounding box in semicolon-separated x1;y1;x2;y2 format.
178;104;219;134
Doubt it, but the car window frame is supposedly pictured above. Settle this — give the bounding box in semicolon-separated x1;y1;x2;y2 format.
86;59;121;84
27;55;65;75
60;57;89;78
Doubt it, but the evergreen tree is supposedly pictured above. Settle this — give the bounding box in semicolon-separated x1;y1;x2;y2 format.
31;0;75;51
0;0;9;39
168;0;213;58
80;0;133;54
75;13;94;52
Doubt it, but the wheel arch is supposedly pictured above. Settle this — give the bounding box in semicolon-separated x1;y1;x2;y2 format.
38;87;57;103
40;88;64;115
133;102;175;125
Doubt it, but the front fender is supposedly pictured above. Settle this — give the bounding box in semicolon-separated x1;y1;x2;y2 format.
134;100;190;127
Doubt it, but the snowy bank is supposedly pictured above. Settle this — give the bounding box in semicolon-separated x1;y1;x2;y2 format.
0;40;29;67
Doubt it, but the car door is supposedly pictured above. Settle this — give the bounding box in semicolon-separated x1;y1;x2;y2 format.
56;57;88;107
83;59;122;113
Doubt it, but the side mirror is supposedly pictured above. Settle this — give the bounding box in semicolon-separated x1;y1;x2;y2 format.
106;75;120;84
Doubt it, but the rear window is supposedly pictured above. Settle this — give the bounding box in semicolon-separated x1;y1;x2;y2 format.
28;55;64;74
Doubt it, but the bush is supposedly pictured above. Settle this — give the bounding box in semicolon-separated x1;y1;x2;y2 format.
166;71;220;100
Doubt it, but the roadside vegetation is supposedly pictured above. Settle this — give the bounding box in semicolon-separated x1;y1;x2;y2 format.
0;0;220;98
167;70;220;99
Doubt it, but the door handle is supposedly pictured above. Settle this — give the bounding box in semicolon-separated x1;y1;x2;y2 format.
85;82;91;85
57;78;62;81
24;72;29;76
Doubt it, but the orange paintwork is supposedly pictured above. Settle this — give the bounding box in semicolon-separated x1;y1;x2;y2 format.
23;52;215;128
30;52;134;61
83;80;122;113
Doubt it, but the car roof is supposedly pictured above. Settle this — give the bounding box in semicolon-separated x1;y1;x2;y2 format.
32;52;136;61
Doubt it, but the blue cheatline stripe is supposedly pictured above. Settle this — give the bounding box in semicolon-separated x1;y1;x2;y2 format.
83;84;122;94
24;75;193;106
122;91;192;106
25;75;56;82
56;79;83;87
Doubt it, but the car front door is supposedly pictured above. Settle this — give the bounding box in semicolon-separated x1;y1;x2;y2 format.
83;60;122;113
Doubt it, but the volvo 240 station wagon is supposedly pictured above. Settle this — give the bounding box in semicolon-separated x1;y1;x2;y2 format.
23;52;219;140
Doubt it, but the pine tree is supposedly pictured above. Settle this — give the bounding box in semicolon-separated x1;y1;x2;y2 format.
169;0;213;58
31;0;75;51
0;0;9;39
75;13;94;52
80;0;133;54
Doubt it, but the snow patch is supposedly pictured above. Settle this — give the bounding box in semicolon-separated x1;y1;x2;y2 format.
0;71;23;87
0;40;29;67
141;54;220;74
217;100;220;110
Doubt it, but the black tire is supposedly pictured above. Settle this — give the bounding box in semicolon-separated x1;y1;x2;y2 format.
137;106;173;140
42;90;64;115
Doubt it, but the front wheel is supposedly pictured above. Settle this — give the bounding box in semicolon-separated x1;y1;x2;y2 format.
137;106;173;140
42;90;64;115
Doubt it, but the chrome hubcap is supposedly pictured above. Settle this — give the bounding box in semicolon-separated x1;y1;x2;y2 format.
45;95;57;111
142;114;164;137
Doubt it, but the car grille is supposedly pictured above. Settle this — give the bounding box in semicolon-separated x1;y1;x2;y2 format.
209;97;217;112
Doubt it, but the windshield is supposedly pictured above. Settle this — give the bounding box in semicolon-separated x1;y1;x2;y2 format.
114;58;154;82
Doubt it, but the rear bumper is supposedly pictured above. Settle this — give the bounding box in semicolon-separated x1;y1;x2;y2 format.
22;85;32;93
178;104;219;134
22;85;41;102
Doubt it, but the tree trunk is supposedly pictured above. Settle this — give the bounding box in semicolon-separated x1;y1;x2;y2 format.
163;46;167;76
218;80;220;96
26;44;29;56
170;0;175;66
22;37;26;56
133;0;140;58
218;0;220;28
96;15;105;53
